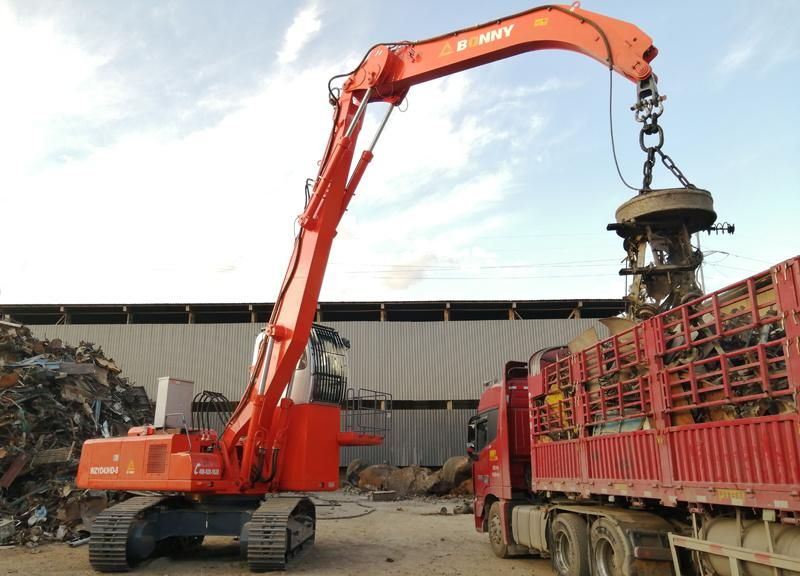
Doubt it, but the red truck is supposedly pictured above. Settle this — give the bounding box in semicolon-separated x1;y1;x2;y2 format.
470;257;800;576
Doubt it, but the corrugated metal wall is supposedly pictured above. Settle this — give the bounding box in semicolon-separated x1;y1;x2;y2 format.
341;410;473;466
30;319;605;466
341;319;604;400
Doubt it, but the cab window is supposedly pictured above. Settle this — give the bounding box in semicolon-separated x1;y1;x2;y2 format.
471;408;499;453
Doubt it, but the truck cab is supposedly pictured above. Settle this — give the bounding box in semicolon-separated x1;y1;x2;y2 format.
468;360;531;555
469;348;572;558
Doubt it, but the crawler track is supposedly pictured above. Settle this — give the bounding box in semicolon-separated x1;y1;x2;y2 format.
88;496;166;572
246;497;315;572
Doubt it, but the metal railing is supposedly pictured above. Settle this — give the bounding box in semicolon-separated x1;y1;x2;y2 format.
342;387;392;436
668;533;800;576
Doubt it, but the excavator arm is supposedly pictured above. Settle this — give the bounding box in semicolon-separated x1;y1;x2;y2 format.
222;3;659;488
348;3;655;97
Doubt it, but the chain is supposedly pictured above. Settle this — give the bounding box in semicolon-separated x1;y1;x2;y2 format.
642;147;657;190
657;149;694;189
633;92;695;191
639;117;662;190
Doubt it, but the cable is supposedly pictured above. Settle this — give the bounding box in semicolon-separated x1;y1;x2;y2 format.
324;6;643;204
304;178;313;208
609;69;639;191
328;258;621;273
192;390;233;432
706;263;761;274
342;257;619;270
343;264;617;275
348;273;612;280
317;508;375;520
340;230;606;241
298;494;377;520
542;5;640;191
726;252;772;266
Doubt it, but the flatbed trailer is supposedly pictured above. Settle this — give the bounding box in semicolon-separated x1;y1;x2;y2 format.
470;256;800;576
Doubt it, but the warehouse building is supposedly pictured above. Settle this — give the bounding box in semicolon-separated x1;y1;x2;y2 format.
1;299;623;467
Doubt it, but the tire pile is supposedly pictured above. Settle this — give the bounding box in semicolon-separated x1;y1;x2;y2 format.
0;319;153;546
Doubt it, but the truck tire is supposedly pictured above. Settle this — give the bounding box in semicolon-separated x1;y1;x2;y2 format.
487;502;510;558
590;517;635;576
550;513;590;576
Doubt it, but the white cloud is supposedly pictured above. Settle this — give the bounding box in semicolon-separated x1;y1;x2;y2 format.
716;41;757;75
0;2;552;304
714;4;800;77
354;74;509;207
277;4;322;65
0;56;341;302
529;113;546;133
0;16;516;304
0;2;122;176
501;77;573;98
328;169;514;297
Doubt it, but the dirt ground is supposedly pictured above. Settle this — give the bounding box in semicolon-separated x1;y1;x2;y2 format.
0;492;554;576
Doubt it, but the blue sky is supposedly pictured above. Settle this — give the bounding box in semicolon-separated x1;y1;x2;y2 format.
1;1;798;304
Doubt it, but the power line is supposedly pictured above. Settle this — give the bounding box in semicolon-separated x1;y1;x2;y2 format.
705;262;760;274
340;273;611;281
333;257;620;272
338;230;608;241
726;252;773;266
343;264;616;274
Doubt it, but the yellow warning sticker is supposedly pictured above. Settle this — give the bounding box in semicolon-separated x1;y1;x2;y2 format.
716;488;745;501
534;17;549;27
126;460;136;475
439;42;453;57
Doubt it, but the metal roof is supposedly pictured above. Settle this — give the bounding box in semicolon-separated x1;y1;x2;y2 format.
4;298;624;324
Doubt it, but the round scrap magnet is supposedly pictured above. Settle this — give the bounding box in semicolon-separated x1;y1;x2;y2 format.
614;187;716;234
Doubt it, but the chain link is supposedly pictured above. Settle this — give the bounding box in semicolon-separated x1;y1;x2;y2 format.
642;148;656;190
657;149;694;189
634;94;694;191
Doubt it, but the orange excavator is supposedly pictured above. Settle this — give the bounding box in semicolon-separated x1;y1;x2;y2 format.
77;4;665;571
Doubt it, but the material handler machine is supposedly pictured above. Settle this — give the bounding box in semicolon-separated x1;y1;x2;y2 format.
75;3;795;574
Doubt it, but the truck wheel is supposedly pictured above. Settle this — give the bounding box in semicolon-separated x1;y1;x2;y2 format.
487;502;510;558
590;517;634;576
550;513;589;576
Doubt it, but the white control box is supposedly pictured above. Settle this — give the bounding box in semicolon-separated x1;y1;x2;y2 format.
154;377;194;429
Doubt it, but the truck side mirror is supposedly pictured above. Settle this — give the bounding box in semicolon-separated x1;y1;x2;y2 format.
466;442;478;461
467;416;478;460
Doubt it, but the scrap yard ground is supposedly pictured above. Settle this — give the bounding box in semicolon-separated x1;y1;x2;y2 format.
1;493;553;576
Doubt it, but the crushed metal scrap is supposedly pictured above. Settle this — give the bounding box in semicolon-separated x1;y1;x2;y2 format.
0;318;153;546
346;456;474;499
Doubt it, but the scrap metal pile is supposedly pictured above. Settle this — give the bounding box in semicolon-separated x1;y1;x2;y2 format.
535;262;790;441
0;319;152;546
659;270;789;424
345;456;474;499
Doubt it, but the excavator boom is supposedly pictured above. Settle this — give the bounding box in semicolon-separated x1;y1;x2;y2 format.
225;2;658;489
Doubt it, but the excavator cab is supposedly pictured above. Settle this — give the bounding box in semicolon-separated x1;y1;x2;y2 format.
251;323;350;406
189;324;352;436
